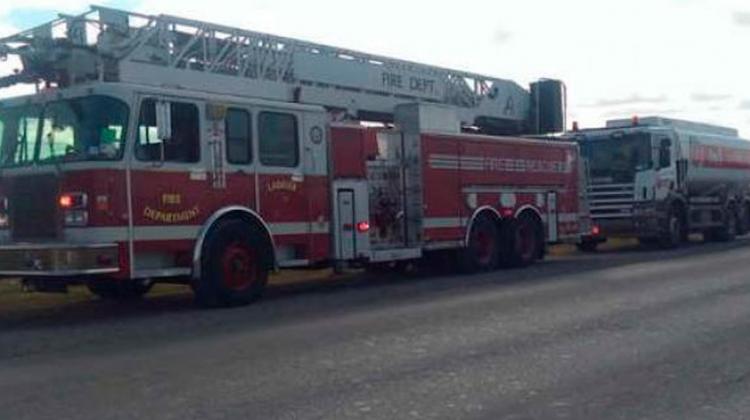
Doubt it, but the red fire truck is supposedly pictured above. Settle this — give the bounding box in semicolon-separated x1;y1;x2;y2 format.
0;6;589;306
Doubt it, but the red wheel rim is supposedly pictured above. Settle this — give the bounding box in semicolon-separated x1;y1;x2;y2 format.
221;241;258;291
475;229;495;265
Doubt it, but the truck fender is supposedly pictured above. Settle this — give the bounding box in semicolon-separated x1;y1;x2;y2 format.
464;206;503;246
192;206;277;280
514;205;544;223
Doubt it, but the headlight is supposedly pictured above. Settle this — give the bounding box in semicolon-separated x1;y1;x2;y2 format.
64;210;89;227
59;193;89;227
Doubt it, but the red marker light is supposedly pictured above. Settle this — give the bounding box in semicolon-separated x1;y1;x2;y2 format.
59;194;74;208
592;225;601;236
356;221;370;233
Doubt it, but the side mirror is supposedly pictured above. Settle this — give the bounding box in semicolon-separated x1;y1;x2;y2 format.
155;101;172;141
659;138;672;169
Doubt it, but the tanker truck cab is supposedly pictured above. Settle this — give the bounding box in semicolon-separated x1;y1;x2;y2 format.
569;117;750;250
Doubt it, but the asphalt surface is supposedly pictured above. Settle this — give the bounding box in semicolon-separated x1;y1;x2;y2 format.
2;240;750;420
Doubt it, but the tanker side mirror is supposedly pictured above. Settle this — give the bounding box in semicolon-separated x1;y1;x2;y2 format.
658;138;672;169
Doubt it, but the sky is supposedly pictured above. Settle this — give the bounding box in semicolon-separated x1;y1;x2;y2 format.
1;0;750;135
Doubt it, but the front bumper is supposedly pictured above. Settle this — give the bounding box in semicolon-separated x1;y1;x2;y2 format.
0;243;120;277
594;218;637;237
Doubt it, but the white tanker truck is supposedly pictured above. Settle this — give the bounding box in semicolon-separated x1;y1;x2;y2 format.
565;117;750;250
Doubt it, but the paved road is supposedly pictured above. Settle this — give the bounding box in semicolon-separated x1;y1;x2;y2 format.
2;240;750;420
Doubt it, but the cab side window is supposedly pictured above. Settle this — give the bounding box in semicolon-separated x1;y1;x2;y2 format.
259;112;298;167
226;108;252;164
136;99;200;163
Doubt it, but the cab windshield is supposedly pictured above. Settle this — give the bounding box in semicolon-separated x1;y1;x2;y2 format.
581;133;652;184
0;96;129;167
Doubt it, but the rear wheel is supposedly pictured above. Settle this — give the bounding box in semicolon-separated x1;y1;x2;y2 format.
502;213;543;268
712;208;738;243
87;279;153;301
737;203;750;236
460;214;500;273
192;219;270;307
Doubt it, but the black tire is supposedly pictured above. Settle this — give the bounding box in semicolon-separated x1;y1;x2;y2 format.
192;219;271;308
712;209;738;243
658;210;683;249
87;279;153;301
460;214;500;273
502;214;544;268
577;240;599;253
737;204;750;236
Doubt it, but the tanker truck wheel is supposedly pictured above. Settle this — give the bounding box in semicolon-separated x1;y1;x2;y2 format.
658;211;683;249
738;204;750;236
192;219;270;307
712;209;738;243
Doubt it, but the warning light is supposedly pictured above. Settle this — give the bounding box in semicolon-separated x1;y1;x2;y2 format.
58;192;87;209
59;194;74;208
356;221;371;233
592;225;601;236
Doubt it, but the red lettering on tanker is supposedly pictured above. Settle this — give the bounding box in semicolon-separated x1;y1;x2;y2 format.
691;144;750;169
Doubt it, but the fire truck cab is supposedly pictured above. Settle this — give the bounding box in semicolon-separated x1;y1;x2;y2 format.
0;6;589;306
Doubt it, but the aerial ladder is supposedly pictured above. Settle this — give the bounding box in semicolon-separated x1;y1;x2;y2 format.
0;5;566;135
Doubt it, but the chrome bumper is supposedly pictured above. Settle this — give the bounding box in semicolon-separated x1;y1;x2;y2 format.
0;243;120;277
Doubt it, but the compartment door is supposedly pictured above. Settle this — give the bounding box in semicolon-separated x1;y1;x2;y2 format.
336;190;357;260
547;191;559;242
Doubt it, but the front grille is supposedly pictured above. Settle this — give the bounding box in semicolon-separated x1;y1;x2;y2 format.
587;183;635;220
10;175;59;241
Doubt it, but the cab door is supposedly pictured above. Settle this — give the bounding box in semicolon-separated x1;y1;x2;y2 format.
129;95;208;275
256;109;329;266
221;106;257;212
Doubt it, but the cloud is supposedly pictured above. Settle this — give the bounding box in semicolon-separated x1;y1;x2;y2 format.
691;93;732;102
733;11;750;26
581;94;668;108
740;100;750;109
493;28;512;45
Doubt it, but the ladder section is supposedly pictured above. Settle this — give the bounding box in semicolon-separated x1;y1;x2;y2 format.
0;5;564;133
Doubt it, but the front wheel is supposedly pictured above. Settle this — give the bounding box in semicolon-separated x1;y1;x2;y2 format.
658;212;683;249
192;219;271;307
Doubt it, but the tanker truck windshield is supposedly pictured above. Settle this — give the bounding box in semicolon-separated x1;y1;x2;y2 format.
582;133;652;183
0;96;129;167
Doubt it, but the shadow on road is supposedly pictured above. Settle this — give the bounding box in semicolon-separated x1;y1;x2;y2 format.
1;237;748;335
